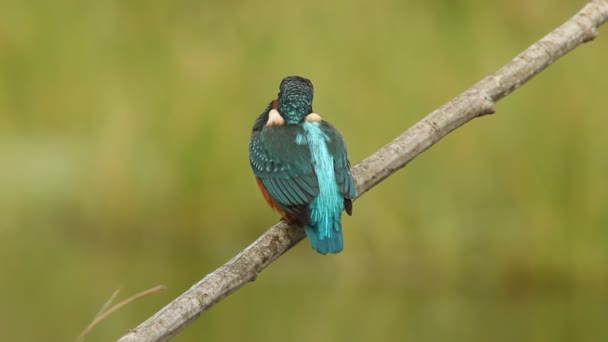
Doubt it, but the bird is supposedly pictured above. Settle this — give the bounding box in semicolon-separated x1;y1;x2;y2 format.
249;76;357;254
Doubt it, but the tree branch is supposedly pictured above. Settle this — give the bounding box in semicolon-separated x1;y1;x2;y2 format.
118;1;608;341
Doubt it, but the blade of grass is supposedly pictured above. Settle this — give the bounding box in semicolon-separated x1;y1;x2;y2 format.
76;285;166;342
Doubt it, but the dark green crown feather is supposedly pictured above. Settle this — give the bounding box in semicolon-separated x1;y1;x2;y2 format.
277;76;314;124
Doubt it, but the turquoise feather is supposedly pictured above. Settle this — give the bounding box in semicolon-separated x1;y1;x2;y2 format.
297;122;345;254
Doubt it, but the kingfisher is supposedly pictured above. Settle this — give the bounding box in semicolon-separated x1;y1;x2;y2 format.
249;76;357;254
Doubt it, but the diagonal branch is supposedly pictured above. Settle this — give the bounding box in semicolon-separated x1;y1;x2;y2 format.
118;1;608;341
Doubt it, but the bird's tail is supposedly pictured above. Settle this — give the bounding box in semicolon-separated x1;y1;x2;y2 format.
305;216;343;255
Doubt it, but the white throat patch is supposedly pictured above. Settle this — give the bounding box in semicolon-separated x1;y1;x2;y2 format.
305;113;322;122
266;109;285;126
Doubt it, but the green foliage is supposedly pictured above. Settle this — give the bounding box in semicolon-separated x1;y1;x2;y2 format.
1;0;607;341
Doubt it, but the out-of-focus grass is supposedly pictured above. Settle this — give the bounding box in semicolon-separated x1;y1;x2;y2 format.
1;0;607;341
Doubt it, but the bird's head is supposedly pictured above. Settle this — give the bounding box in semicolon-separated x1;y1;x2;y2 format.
277;76;314;124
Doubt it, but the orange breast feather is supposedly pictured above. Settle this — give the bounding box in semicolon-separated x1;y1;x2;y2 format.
256;177;295;222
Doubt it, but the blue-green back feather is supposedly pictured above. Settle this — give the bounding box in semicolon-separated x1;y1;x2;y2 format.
297;121;348;254
322;121;357;203
249;103;318;222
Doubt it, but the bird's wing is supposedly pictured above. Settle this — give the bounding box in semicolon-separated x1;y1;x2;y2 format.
250;112;319;222
321;121;357;214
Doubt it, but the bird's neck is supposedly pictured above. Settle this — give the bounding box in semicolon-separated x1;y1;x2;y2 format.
278;96;312;124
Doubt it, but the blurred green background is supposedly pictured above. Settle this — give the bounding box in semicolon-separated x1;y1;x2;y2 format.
1;0;608;341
